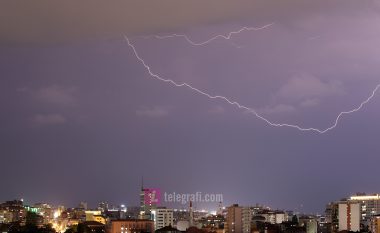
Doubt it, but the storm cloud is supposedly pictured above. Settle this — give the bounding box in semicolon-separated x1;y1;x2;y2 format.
1;0;379;45
1;0;380;213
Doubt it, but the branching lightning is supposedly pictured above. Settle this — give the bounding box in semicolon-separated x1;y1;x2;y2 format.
142;23;274;46
123;34;380;134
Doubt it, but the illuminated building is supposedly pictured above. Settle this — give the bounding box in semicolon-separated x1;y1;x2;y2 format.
83;221;105;232
106;205;127;220
68;218;80;226
371;215;380;233
94;215;106;225
0;210;6;223
326;193;380;232
107;219;154;233
85;210;101;220
350;193;380;222
198;214;225;230
85;210;106;224
139;181;157;220
151;208;174;230
74;203;88;222
225;204;251;233
0;200;25;223
254;209;287;224
338;201;361;232
299;216;318;233
98;201;109;213
33;203;53;224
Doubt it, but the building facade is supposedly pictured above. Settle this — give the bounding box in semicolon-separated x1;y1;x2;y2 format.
139;187;158;220
371;215;380;233
225;204;251;233
350;194;380;223
325;202;339;232
152;208;174;230
0;200;26;223
299;216;318;233
338;201;361;232
107;219;154;233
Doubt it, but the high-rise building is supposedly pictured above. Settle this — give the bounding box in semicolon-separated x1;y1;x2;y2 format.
140;189;157;219
225;204;251;233
350;194;380;222
139;180;157;220
371;215;380;233
217;202;223;216
325;202;339;233
32;203;53;224
338;201;361;232
254;209;287;224
189;201;194;227
107;219;154;233
98;201;109;212
0;200;25;223
151;208;174;230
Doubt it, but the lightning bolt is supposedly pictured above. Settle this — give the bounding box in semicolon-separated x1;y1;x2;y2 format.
124;35;380;134
142;23;274;46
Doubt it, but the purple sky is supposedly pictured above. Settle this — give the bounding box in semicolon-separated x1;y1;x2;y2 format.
1;0;380;213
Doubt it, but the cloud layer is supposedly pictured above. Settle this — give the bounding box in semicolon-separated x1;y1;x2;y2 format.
278;74;345;100
32;113;66;126
1;0;378;45
136;106;170;118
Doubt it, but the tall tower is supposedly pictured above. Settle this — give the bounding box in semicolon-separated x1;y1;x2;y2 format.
338;201;360;232
139;177;147;219
139;177;157;220
217;201;223;215
189;201;194;226
225;204;251;233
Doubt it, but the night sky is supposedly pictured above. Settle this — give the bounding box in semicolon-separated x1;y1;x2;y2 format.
1;0;380;214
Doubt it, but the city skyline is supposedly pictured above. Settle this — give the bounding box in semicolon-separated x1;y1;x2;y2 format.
2;192;380;233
